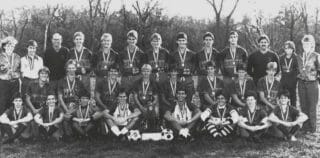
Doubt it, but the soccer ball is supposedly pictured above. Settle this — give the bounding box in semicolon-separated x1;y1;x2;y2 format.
127;130;141;141
161;129;174;141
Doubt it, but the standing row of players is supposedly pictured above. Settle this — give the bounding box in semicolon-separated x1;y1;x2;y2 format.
0;30;317;143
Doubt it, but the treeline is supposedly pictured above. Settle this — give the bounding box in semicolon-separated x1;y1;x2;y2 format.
0;0;319;57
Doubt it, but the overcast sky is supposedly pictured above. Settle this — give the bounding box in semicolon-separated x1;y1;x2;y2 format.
0;0;318;21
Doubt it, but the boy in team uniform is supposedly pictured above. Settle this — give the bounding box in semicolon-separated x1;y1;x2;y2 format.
94;33;120;79
164;87;201;141
237;91;269;143
0;93;33;144
268;90;308;141
133;64;160;132
145;33;172;84
34;94;64;141
200;90;239;138
119;30;146;91
230;64;256;109
71;90;102;139
198;62;224;110
195;32;220;77
106;88;141;139
257;62;283;113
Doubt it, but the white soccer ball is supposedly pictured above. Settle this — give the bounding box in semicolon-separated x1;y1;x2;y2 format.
127;130;141;141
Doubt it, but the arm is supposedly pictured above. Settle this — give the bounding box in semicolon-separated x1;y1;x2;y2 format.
268;113;288;126
134;93;147;113
187;108;201;123
58;94;68;112
247;55;254;77
14;112;33;124
25;95;38;114
95;91;108;110
125;108;141;120
292;111;308;126
50;112;64;125
228;110;239;124
200;108;212;122
231;94;246;107
259;91;275;109
0;113;10;124
34;113;44;125
204;93;216;106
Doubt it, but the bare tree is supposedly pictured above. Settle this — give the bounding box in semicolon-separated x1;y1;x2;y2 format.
314;8;319;35
205;0;240;48
43;5;61;51
300;1;309;34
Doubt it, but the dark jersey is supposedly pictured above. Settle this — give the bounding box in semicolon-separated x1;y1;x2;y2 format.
279;54;299;86
230;79;256;103
220;46;248;78
57;77;86;105
95;79;121;110
119;46;146;76
207;104;236;119
38;106;63;123
4;107;30;121
132;78;159;106
26;80;53;109
257;77;282;106
198;76;225;107
238;106;267;126
273;105;299;122
170;49;197;76
94;48;120;77
195;48;220;76
145;47;172;73
68;47;93;74
43;46;69;81
247;50;279;84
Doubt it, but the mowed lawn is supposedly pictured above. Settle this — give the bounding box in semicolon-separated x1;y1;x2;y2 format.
1;134;320;158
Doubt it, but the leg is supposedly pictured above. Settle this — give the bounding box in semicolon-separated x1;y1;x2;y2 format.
305;81;319;133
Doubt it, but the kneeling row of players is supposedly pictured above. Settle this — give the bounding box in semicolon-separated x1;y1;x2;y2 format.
0;88;307;144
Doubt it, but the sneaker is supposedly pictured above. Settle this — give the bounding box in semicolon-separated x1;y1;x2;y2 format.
290;135;297;142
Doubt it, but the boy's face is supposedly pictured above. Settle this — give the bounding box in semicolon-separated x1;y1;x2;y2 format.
207;66;215;75
203;37;214;47
176;91;187;101
259;39;269;51
302;41;313;52
127;36;137;46
169;71;178;80
52;35;62;47
39;71;49;82
142;69;151;78
80;97;90;107
27;46;37;57
67;63;77;74
151;38;161;48
108;69;118;79
237;69;247;78
13;98;23;109
279;95;289;105
176;38;187;48
284;45;293;56
246;96;256;108
216;95;226;106
47;95;56;107
74;35;84;46
118;93;127;104
4;43;15;53
101;36;112;48
229;34;238;45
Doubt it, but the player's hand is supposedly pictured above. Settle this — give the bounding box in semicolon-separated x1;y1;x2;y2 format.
81;68;86;74
177;120;188;126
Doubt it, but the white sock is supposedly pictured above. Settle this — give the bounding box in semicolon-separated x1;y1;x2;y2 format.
121;127;129;135
111;126;121;136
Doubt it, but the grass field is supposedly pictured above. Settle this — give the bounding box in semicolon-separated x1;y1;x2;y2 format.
1;133;320;158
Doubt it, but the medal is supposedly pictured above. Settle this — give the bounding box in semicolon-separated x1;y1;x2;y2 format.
204;48;212;62
13;108;22;121
217;106;226;120
149;105;153;111
265;76;274;100
284;57;292;73
127;46;137;68
280;105;289;121
79;104;90;120
74;47;84;66
108;80;117;95
67;76;76;96
302;52;311;71
247;108;256;124
28;56;35;70
142;81;150;100
103;49;111;63
207;76;216;97
179;49;187;68
239;79;247;100
170;80;177;97
153;49;159;68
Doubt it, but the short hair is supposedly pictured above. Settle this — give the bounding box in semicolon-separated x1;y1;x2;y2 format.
116;87;128;98
38;66;50;75
215;89;229;100
229;31;239;38
284;41;295;52
12;92;23;100
65;59;77;69
108;64;119;72
141;64;152;71
176;32;187;40
79;89;90;99
101;33;112;41
302;34;315;44
150;33;162;41
73;32;85;40
277;89;290;98
258;34;270;43
176;86;187;94
205;61;216;69
244;90;257;99
127;30;138;39
236;63;246;72
27;40;38;48
52;33;62;40
267;62;277;70
168;65;178;73
203;32;214;40
1;36;17;50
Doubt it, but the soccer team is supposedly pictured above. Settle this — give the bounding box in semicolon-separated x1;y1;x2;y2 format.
0;29;318;144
